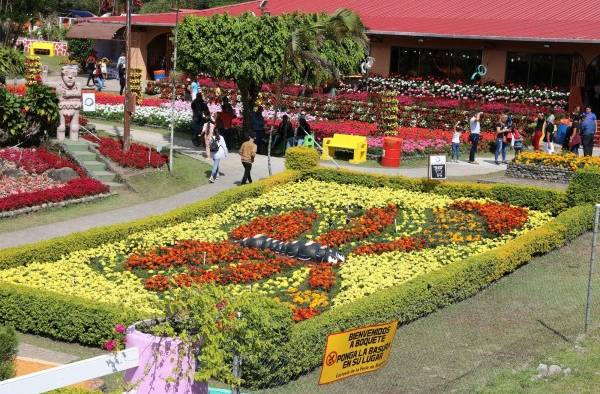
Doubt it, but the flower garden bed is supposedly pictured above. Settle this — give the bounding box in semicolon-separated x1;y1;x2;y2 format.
0;158;592;388
508;152;600;184
82;135;167;169
0;147;109;214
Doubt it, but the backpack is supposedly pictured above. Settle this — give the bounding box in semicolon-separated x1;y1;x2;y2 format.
209;137;220;153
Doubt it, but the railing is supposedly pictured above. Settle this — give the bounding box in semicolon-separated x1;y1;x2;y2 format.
0;348;139;394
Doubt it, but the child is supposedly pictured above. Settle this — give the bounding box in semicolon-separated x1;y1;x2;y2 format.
451;121;463;163
511;128;524;157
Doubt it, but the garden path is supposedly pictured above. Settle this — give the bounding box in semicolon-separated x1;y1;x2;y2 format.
0;123;517;249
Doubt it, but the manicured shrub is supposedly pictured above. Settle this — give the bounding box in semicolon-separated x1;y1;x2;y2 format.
0;283;142;346
285;147;320;171
0;325;17;381
567;166;600;206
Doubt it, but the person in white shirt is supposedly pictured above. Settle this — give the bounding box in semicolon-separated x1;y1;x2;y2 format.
208;129;228;183
451;121;463;163
468;112;482;164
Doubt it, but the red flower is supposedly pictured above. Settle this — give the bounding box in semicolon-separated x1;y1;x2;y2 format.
450;201;528;235
352;236;425;255
104;339;117;351
308;264;336;291
229;210;318;241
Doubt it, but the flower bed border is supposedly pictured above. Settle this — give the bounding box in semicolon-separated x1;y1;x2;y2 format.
0;166;589;387
0;192;114;218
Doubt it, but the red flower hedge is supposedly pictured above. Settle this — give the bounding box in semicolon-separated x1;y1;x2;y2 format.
83;135;167;169
0;178;108;212
0;148;84;176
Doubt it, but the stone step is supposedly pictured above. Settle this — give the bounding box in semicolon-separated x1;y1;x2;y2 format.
82;160;106;171
72;151;97;161
62;140;91;152
104;181;128;191
91;170;117;183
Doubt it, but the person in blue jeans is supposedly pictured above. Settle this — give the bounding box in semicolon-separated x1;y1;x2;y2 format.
208;130;228;183
450;121;463;162
494;114;509;165
581;106;597;157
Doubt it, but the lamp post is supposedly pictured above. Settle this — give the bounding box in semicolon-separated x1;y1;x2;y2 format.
123;0;132;152
168;4;180;172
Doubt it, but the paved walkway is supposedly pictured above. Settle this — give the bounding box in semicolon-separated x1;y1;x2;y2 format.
0;124;510;249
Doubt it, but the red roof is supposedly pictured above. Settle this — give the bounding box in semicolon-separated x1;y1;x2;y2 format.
88;0;600;43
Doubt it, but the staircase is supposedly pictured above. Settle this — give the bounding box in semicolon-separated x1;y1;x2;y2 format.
60;139;126;190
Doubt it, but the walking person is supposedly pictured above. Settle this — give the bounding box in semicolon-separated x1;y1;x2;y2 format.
468;112;482;164
85;52;97;87
116;52;126;70
495;114;509;164
190;77;200;101
252;106;265;154
216;96;236;148
451;121;463;163
239;134;257;185
95;63;104;92
511;128;524;157
100;58;108;80
581;105;598;157
208;129;228;183
275;114;293;150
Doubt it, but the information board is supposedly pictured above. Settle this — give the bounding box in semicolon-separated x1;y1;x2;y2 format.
319;320;398;384
82;92;96;112
428;154;447;180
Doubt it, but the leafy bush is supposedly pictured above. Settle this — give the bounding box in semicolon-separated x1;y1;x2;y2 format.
0;325;17;381
567;166;600;206
0;46;25;77
285;147;320;171
0;88;27;145
67;39;94;68
0;283;142;346
231;294;293;389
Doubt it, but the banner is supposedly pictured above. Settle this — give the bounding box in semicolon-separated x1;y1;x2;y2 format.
319;320;398;385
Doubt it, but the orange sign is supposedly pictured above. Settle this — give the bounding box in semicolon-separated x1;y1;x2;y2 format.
318;320;398;384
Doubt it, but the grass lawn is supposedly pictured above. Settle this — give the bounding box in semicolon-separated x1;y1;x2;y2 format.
0;153;211;234
256;233;600;393
38;55;69;75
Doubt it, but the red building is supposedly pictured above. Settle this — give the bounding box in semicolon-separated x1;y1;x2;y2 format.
68;0;600;111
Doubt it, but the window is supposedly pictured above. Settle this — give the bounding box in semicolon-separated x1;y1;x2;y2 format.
506;52;573;88
389;47;482;81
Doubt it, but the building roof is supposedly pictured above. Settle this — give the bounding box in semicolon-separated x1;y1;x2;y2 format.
86;0;600;43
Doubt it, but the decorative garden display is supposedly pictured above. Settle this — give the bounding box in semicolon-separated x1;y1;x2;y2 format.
377;90;399;136
54;65;82;141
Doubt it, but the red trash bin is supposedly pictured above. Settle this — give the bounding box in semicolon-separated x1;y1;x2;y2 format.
381;137;403;167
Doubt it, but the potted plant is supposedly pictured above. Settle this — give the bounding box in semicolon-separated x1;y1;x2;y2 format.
121;284;240;393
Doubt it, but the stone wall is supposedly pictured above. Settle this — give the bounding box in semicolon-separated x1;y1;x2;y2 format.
505;162;573;184
16;37;69;57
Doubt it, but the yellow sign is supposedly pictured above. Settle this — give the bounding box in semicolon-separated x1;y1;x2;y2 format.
318;320;398;384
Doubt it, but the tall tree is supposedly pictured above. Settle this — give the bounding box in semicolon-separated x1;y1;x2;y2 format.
177;12;365;131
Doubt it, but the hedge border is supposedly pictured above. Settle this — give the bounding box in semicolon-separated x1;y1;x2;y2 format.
265;203;594;387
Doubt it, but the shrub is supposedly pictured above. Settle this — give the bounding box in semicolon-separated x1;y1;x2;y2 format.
0;325;17;381
567;166;600;206
0;46;25;77
0;283;142;346
285;147;320;171
232;294;293;390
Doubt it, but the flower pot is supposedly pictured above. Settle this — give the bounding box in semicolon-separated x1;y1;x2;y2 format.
124;321;208;394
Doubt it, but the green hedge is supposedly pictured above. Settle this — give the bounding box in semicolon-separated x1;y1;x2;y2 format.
0;283;142;347
301;167;567;214
567;166;600;206
284;147;320;171
259;204;594;387
0;171;298;270
0;325;17;381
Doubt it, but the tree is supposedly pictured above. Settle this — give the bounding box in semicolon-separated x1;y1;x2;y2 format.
177;12;365;131
265;8;368;174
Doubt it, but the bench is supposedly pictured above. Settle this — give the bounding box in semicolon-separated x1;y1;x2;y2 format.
321;133;368;164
